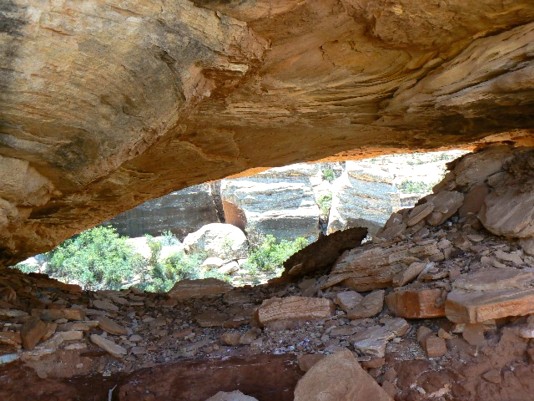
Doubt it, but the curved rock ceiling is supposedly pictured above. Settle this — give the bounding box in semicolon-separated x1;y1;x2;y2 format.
0;0;533;265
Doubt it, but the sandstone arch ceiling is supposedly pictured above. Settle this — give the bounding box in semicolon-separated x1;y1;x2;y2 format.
0;0;533;265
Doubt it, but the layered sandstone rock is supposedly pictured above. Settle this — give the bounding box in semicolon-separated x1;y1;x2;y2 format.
1;1;533;265
221;164;321;243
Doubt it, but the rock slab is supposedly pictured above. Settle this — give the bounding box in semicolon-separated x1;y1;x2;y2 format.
257;296;333;329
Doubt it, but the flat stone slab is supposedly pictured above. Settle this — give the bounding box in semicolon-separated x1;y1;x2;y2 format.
168;278;233;300
445;287;534;323
257;296;333;329
90;334;127;358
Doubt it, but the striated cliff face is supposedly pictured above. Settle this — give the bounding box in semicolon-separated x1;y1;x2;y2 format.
0;0;533;265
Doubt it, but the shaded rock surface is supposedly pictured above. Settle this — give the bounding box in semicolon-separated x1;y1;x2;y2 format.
107;184;222;240
0;147;533;401
1;0;534;265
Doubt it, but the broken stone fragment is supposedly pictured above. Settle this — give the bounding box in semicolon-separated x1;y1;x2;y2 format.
422;335;447;358
220;331;241;346
520;238;534;256
97;316;128;335
386;288;446;319
21;317;49;350
256;296;334;329
329;241;443;291
407;203;434;227
425;191;464;226
391;262;426;287
168;278;233;300
334;291;363;312
294;349;393;401
479;182;534;239
346;290;384;320
90;334;127;358
205;390;258;401
462;323;486;346
351;318;409;358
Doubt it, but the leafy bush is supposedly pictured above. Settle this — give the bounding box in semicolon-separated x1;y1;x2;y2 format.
244;235;308;274
398;180;434;194
321;168;335;182
140;250;205;293
317;193;332;216
44;226;143;291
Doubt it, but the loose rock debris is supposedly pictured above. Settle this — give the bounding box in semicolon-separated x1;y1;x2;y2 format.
1;145;534;400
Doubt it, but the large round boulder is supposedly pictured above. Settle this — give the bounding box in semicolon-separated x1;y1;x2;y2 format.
183;223;249;260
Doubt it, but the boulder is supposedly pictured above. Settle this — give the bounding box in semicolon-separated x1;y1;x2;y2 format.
221;164;321;243
183;223;249;260
294;349;393;401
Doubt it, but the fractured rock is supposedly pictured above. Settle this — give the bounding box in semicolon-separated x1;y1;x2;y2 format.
294;349;393;401
347;290;385;320
352;318;410;358
334;291;363;312
257;296;333;329
425;190;464;226
386;288;446;319
422;335;447;358
329;242;443;291
168;278;233;300
479;185;534;238
407;203;434;227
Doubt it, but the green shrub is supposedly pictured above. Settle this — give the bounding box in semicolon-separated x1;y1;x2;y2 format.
321;168;335;182
140;250;205;293
317;193;332;216
244;235;308;273
398;180;434;194
44;226;143;291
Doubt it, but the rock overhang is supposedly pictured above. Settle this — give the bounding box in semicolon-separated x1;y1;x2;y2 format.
0;0;533;265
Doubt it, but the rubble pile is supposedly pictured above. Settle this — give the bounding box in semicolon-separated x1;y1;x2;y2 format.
0;145;533;400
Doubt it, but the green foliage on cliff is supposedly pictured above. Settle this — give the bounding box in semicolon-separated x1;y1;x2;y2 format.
44;226;143;291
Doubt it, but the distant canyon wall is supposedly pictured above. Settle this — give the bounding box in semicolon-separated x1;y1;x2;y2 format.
107;152;464;241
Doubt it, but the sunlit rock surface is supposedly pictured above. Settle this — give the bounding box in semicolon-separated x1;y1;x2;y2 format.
0;0;533;265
